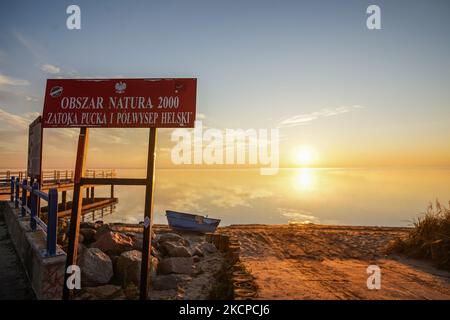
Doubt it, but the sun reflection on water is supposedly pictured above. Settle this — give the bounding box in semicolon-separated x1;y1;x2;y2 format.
293;168;316;191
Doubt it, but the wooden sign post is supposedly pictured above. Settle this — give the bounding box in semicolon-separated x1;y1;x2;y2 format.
41;78;197;300
62;127;89;300
140;127;157;299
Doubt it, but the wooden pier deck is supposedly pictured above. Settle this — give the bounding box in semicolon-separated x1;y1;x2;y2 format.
0;169;116;200
0;169;118;219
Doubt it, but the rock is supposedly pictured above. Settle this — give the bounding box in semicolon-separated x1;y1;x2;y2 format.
80;222;96;229
151;246;160;258
132;238;143;251
57;232;66;244
84;285;123;299
116;250;141;286
79;247;113;286
158;257;193;275
78;233;84;244
58;219;69;234
201;242;218;254
80;228;97;243
91;231;134;255
192;246;204;257
152;274;190;291
116;250;158;286
158;232;185;244
78;243;86;255
193;256;200;263
160;241;192;257
123;284;139;299
94;224;112;240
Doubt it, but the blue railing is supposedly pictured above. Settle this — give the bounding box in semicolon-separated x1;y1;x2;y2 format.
10;176;59;256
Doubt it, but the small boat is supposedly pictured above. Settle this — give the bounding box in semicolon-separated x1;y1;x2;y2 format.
166;210;220;233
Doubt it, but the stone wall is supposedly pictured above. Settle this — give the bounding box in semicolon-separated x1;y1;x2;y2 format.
2;202;66;299
205;233;258;299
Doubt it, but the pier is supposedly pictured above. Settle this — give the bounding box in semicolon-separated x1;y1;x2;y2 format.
0;169;118;219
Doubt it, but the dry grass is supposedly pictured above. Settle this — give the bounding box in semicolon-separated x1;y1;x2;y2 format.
388;200;450;270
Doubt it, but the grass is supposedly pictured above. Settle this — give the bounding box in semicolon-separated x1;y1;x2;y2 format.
388;200;450;270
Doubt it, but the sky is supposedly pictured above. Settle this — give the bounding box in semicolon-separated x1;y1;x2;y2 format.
0;0;449;169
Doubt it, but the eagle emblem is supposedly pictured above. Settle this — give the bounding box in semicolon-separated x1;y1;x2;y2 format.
115;81;126;94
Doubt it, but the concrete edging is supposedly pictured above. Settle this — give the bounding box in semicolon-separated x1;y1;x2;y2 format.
3;202;66;300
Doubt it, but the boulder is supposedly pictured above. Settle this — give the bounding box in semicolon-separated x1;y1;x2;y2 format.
79;247;113;286
80;228;97;243
80;222;96;229
78;243;86;255
132;237;143;251
91;231;134;255
160;241;192;257
152;274;191;291
151;246;160;258
201;242;218;254
192;246;204;257
157;232;186;244
94;224;112;240
158;257;193;275
84;285;123;299
57;232;67;244
116;250;158;286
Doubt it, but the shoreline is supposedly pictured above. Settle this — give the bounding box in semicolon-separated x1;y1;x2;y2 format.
216;223;450;300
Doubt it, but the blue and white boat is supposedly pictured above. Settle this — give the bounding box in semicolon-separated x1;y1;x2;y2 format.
166;210;221;233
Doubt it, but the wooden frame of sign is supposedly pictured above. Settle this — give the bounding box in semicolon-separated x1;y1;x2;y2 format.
41;78;197;300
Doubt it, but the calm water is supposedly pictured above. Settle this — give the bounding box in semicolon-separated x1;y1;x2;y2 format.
72;168;449;227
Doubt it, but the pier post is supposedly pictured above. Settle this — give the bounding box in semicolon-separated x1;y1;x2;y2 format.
63;127;89;300
21;179;28;217
15;177;19;208
30;182;38;231
10;176;14;202
62;191;67;210
110;184;114;198
47;188;58;256
90;187;95;201
140;127;157;300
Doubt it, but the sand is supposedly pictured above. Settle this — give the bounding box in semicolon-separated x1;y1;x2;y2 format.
220;224;450;300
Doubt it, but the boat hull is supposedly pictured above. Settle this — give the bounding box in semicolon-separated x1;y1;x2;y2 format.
166;210;220;233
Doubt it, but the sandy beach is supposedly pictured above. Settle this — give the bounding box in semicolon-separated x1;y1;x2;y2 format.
219;224;450;300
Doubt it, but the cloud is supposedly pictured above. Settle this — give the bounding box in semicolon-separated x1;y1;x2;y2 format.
0;74;30;87
278;208;319;224
40;64;60;74
0;107;39;129
278;105;364;128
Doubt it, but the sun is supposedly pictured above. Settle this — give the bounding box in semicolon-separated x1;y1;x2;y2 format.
295;146;316;166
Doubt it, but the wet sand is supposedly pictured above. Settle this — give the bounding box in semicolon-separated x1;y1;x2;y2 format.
220;224;450;300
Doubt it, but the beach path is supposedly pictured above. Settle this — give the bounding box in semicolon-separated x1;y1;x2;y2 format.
221;225;450;300
0;205;34;299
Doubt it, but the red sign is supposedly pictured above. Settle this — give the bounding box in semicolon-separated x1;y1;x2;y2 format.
42;78;197;128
